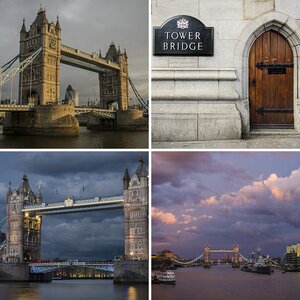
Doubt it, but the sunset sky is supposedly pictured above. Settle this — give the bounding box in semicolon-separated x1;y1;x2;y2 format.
152;152;300;259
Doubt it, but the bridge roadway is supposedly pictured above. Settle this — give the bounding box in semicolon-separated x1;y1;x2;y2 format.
22;195;124;215
29;261;114;274
60;44;120;73
0;105;116;119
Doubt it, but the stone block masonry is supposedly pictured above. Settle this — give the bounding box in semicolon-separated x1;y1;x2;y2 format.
152;0;300;142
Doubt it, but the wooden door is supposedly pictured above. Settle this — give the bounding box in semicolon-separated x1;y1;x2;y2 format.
249;30;294;128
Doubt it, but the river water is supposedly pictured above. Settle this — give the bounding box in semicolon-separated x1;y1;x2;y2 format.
0;126;148;148
152;265;300;300
0;279;148;300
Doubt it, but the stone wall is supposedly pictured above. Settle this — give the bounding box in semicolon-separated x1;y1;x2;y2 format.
113;260;148;284
152;0;300;141
0;263;30;281
3;105;79;136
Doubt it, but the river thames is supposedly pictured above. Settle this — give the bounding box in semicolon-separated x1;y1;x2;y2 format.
0;279;148;300
152;265;300;300
0;126;148;148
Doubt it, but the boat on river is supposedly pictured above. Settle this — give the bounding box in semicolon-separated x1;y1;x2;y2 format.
241;247;272;275
152;270;176;284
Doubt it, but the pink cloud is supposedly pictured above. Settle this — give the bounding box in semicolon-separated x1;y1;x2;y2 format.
152;207;177;224
199;168;300;210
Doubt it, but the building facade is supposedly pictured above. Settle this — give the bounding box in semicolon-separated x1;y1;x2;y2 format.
123;158;148;260
286;243;300;266
5;175;42;263
152;0;300;142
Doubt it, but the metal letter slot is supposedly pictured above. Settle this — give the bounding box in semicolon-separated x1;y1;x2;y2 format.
256;107;293;114
256;62;294;75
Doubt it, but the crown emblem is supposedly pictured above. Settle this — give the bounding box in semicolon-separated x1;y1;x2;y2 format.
177;18;189;29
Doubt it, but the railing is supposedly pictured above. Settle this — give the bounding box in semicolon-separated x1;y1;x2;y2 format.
0;104;31;111
74;107;116;119
30;261;113;267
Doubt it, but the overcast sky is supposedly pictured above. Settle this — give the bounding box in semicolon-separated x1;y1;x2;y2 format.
152;152;300;259
0;152;148;261
0;0;148;105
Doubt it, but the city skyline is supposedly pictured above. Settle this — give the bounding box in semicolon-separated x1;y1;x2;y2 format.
152;152;300;259
0;0;148;105
0;152;148;260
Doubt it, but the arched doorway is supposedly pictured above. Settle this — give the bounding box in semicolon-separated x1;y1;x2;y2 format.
249;30;294;129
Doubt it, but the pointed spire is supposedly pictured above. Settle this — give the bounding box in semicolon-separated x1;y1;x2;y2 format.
139;156;144;165
118;46;121;55
134;156;148;178
36;184;43;203
21;18;27;33
38;4;46;13
99;49;102;57
55;15;61;31
123;167;130;190
7;181;12;196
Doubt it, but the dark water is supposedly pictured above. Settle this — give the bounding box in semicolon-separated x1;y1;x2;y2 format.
0;279;148;300
152;265;300;300
0;126;148;149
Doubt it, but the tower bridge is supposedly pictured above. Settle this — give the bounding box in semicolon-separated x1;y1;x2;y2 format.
173;243;245;268
0;158;148;282
0;7;147;135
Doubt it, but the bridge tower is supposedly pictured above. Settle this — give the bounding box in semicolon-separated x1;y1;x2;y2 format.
232;243;240;268
19;7;61;105
99;43;129;110
203;243;211;268
123;157;148;260
5;175;42;263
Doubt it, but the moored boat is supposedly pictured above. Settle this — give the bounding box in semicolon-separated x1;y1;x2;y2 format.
241;247;272;275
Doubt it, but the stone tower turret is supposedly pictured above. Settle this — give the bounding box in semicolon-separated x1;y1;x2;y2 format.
99;43;129;110
18;7;61;105
5;175;42;263
123;157;148;260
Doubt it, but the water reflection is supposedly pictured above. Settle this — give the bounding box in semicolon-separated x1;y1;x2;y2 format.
128;286;138;300
2;283;41;300
0;126;148;149
153;265;300;300
0;280;148;300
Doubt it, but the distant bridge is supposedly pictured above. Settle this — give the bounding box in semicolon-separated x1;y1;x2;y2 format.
22;195;124;215
29;261;114;274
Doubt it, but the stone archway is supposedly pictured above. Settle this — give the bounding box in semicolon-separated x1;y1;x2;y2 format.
234;12;300;136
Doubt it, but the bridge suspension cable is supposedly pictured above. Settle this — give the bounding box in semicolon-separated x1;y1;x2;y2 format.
172;253;204;265
0;216;6;229
0;47;42;87
1;54;19;73
0;240;6;252
128;77;148;112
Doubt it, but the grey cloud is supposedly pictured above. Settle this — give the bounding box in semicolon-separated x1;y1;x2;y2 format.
0;0;148;102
